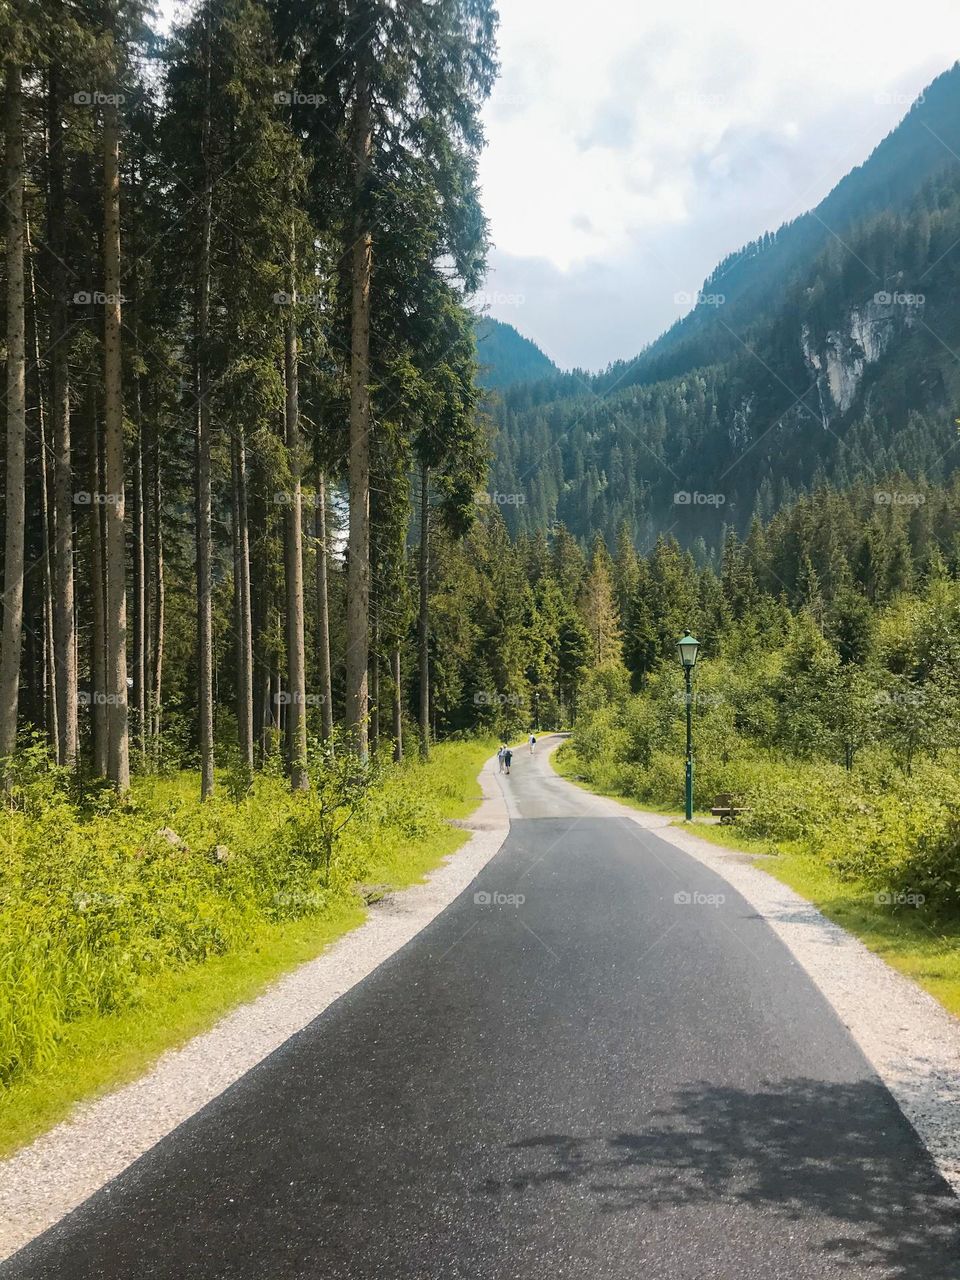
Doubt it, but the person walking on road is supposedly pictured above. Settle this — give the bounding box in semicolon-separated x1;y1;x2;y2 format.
529;734;536;754
504;748;513;776
497;745;505;773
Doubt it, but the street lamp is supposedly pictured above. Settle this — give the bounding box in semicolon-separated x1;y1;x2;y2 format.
677;631;700;821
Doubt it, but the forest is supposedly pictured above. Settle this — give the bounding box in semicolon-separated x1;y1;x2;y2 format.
0;0;504;798
561;474;960;930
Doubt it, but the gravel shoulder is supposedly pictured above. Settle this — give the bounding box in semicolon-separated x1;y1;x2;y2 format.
5;738;958;1265
0;755;510;1263
547;739;960;1199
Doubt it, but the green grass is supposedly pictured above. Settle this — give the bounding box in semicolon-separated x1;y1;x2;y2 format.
552;741;960;1020
733;843;960;1020
0;738;494;1158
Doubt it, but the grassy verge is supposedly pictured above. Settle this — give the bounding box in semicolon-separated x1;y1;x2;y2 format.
0;739;493;1158
553;741;960;1020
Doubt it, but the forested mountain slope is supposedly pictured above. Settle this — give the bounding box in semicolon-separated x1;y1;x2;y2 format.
474;317;560;389
491;64;960;548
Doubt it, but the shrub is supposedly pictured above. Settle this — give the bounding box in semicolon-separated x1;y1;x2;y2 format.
0;739;485;1087
570;663;960;918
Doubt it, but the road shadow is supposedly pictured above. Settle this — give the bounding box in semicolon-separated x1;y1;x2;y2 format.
484;1078;960;1277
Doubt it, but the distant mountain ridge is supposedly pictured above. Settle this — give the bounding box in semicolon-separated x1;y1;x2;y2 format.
605;63;960;394
490;62;960;548
474;317;560;390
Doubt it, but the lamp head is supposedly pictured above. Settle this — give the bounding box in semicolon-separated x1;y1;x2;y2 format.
677;630;701;669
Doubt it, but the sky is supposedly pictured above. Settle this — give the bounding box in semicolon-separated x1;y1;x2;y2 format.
473;0;960;370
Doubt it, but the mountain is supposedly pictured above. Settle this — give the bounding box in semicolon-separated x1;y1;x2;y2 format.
490;63;960;547
608;64;960;393
474;317;560;390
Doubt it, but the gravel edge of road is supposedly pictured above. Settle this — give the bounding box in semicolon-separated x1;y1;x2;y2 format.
550;746;960;1198
0;756;511;1262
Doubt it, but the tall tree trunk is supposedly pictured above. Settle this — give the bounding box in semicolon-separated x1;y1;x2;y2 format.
231;430;254;767
231;441;242;745
130;247;146;757
37;326;58;753
41;434;58;751
131;412;145;755
252;571;268;762
89;383;108;775
283;245;308;790
370;604;379;751
25;210;58;749
102;92;129;790
0;65;26;763
418;459;430;760
22;547;41;731
344;72;373;757
238;437;253;767
48;67;77;767
391;645;402;762
195;6;215;798
252;516;271;764
149;428;164;744
268;661;280;751
315;474;333;741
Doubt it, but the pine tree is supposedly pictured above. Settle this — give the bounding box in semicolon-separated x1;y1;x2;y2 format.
579;533;623;667
296;0;497;756
0;58;26;765
46;56;80;766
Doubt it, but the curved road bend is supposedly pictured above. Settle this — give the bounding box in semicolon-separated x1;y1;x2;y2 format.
5;736;959;1279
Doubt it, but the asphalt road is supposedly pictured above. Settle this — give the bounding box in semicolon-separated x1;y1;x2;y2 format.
6;739;960;1278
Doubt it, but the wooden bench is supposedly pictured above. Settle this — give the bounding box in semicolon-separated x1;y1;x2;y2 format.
711;792;748;824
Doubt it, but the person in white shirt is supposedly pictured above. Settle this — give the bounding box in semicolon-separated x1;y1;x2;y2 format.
529;734;537;754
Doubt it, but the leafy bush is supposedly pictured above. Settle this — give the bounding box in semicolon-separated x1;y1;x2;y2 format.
567;603;960;919
0;739;486;1087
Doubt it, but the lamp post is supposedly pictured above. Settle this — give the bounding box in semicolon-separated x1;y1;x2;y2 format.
677;630;700;821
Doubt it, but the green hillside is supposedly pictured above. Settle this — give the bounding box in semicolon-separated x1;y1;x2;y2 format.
474;316;560;390
491;63;960;547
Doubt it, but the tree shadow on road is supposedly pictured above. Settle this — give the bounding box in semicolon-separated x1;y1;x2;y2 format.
486;1078;960;1277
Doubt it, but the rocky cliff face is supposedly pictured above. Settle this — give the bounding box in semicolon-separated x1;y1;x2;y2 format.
801;295;922;421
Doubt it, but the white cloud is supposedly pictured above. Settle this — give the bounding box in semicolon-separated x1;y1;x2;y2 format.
478;0;960;367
